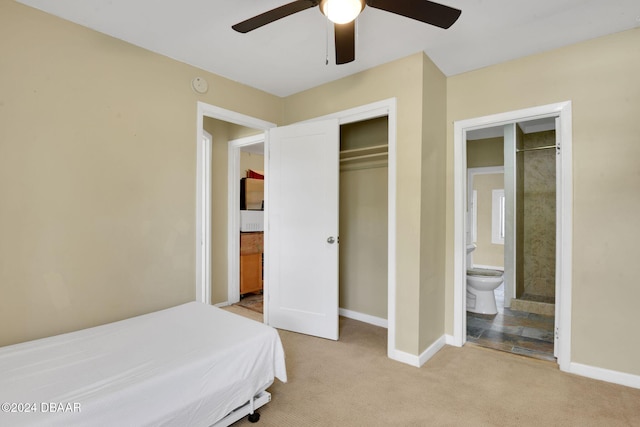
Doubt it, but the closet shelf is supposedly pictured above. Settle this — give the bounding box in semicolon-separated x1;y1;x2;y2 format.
340;152;388;163
339;144;388;162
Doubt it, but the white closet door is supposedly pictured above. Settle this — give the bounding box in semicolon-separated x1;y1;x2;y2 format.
266;119;339;340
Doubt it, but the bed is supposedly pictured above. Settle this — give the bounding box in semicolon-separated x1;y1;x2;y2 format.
0;302;287;426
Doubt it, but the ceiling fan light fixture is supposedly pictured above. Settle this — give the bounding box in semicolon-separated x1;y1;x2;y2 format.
320;0;364;24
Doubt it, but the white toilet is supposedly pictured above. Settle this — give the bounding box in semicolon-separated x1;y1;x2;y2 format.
466;243;504;315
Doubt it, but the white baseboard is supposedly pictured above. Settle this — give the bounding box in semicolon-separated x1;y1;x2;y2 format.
569;362;640;390
418;335;447;366
339;308;388;328
214;301;230;308
389;349;421;367
389;335;447;368
445;334;457;346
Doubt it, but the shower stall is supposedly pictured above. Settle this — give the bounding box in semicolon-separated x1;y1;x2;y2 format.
504;122;557;316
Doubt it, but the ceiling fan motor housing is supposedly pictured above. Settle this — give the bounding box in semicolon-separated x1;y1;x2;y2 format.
319;0;365;24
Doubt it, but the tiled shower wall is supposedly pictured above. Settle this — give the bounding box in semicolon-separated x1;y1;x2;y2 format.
522;130;556;298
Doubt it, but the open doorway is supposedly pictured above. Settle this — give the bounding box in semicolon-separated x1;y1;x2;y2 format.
453;101;573;371
465;119;557;362
195;102;275;307
229;135;266;313
338;117;389;328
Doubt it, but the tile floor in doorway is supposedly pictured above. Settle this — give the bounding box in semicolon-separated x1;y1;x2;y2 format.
466;284;556;362
235;293;264;314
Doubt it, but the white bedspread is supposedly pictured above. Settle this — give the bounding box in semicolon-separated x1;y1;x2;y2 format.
0;302;287;426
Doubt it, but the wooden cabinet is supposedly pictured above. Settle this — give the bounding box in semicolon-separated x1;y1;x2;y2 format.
240;232;263;295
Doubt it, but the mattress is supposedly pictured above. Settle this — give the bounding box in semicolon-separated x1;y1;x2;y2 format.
0;302;287;426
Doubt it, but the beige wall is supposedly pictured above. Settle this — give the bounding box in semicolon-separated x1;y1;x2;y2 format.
240;152;265;178
446;28;640;375
418;54;448;351
203;117;231;304
467;137;504;168
0;1;282;346
339;166;388;318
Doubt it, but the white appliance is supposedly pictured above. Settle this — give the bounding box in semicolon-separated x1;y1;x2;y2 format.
240;210;264;232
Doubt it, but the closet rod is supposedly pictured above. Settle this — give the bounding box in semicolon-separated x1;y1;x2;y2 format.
516;145;556;153
339;152;388;162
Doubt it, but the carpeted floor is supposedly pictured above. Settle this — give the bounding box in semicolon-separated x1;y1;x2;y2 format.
223;306;640;426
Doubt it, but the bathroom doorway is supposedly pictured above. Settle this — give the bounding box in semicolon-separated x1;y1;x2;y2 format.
465;122;556;361
452;102;573;371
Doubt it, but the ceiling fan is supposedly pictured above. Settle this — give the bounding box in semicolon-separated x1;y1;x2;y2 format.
232;0;462;65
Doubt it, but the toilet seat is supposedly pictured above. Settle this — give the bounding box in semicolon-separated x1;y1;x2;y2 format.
467;268;503;277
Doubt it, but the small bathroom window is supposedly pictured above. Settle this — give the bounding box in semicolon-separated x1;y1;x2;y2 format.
492;189;505;245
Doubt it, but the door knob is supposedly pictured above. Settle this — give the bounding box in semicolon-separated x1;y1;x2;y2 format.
327;236;335;244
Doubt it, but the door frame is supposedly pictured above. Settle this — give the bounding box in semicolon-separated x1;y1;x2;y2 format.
195;102;275;305
452;101;573;371
196;130;213;305
301;98;398;361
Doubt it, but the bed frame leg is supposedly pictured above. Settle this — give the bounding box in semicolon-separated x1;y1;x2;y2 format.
248;412;260;423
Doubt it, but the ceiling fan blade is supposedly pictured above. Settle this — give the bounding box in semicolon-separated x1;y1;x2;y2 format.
334;21;355;65
232;0;319;33
366;0;461;29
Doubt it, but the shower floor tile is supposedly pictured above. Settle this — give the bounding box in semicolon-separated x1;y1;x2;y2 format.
520;293;555;304
521;326;555;343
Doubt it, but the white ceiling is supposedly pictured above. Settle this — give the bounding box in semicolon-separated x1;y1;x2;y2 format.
17;0;640;97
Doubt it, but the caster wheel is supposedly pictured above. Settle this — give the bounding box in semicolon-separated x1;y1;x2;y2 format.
248;412;260;423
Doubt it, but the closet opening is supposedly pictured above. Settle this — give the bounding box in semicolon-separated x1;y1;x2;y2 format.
338;117;389;328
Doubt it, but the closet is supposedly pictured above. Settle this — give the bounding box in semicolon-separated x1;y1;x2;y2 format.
339;117;389;322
